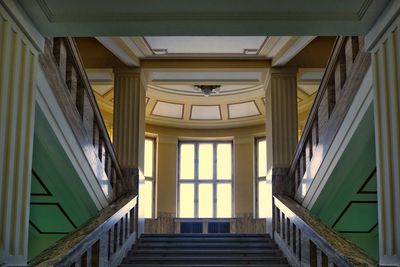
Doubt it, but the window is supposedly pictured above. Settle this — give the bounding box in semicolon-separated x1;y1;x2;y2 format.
144;137;156;218
178;141;233;218
255;137;267;218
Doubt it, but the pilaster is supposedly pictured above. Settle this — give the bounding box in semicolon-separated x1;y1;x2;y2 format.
0;3;42;265
365;1;400;265
113;68;146;234
265;67;298;234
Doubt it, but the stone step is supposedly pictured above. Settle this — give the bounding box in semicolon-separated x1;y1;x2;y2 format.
129;249;282;257
122;256;288;264
134;242;278;249
120;264;291;267
140;233;270;238
138;237;273;243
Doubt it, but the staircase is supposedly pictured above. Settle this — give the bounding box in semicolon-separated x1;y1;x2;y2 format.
120;233;291;267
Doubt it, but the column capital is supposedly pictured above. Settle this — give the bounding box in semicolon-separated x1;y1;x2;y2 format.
113;67;141;76
269;66;298;76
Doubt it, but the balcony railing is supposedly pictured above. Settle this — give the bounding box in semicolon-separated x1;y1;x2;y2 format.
39;37;126;199
273;195;376;267
288;36;371;200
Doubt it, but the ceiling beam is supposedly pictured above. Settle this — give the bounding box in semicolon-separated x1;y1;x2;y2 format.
271;36;316;67
96;37;140;66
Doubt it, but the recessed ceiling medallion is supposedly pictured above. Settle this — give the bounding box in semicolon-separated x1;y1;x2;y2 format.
194;85;221;97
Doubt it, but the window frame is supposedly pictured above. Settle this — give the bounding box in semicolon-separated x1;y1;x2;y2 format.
144;136;157;219
177;140;234;218
255;136;267;218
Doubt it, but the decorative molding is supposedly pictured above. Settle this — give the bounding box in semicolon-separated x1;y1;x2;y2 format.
272;36;316;66
332;201;378;234
357;168;377;194
31;170;53;197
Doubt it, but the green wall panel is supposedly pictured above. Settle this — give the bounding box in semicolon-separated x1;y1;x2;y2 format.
28;105;99;260
311;103;379;260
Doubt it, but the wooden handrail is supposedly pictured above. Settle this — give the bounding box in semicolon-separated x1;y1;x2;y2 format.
39;37;127;198
30;195;138;267
288;36;371;198
273;195;377;267
64;37;123;181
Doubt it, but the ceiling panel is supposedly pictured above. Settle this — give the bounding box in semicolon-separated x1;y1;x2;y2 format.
144;37;267;55
191;105;221;120
228;101;261;119
151;101;184;119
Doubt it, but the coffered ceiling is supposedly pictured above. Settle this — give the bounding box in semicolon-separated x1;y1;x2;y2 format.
16;0;389;36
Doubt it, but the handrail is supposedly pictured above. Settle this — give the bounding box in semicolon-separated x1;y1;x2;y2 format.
273;195;377;267
39;37;126;198
30;195;138;267
288;36;371;198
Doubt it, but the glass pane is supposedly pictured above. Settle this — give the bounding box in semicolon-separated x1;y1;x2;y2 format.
199;144;213;180
144;180;153;218
217;184;232;218
179;183;195;218
258;180;267;218
257;139;267;177
199;184;213;218
217;143;232;180
180;144;195;179
144;139;154;177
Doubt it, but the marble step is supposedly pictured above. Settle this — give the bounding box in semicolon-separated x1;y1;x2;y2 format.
138;237;272;243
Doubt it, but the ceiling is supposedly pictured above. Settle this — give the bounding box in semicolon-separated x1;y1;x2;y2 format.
88;67;320;129
16;0;390;36
76;36;332;129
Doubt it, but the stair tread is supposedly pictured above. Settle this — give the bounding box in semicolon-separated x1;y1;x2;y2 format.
121;234;290;267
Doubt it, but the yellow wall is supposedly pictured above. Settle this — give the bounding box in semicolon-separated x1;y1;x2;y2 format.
145;124;265;217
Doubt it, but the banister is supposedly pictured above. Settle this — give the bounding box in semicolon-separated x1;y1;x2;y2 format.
30;195;138;267
63;37;123;181
273;195;377;267
288;37;345;177
288;36;371;198
39;37;127;199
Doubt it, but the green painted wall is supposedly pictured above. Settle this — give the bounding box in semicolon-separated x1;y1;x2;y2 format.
311;104;378;260
28;105;99;260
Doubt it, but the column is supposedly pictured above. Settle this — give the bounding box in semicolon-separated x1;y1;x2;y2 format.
265;68;298;234
0;2;43;265
365;1;400;265
113;68;146;234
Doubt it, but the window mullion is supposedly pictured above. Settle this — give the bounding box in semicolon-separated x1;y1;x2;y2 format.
213;142;217;218
194;142;199;218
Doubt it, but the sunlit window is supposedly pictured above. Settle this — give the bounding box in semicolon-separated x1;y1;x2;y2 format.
178;141;233;218
256;137;268;218
144;137;156;218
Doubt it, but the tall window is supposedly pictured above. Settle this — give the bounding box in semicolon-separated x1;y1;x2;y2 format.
255;137;267;218
144;137;156;218
178;141;233;218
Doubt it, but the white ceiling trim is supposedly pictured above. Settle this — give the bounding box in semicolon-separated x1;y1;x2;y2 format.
96;37;140;66
271;36;316;66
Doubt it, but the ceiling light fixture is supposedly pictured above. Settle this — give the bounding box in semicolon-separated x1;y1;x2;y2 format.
194;85;221;97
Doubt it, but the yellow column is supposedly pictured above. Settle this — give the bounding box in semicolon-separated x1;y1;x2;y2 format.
365;2;400;265
265;68;298;233
0;3;42;265
113;68;146;234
